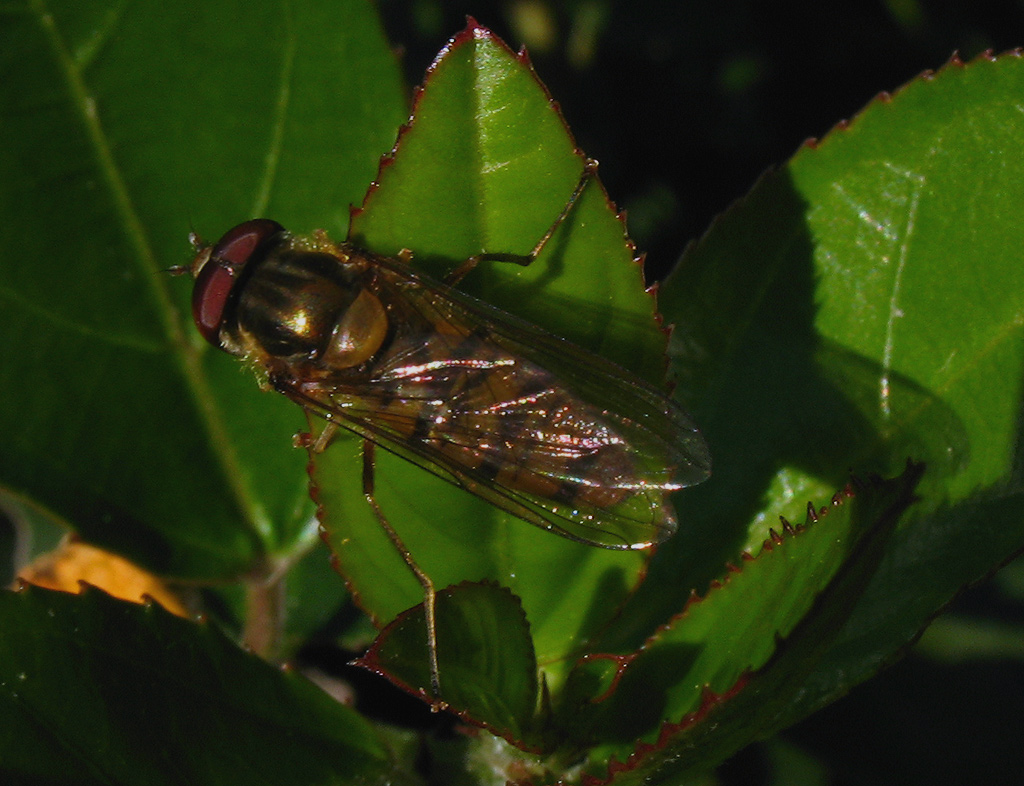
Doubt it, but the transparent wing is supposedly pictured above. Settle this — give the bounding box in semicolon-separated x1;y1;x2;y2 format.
282;256;710;549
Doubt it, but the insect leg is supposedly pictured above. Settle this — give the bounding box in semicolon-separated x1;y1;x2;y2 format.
361;440;446;710
444;157;599;285
523;156;599;261
308;421;339;453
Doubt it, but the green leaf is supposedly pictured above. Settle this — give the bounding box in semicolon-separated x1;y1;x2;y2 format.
0;0;406;578
312;22;672;699
0;585;391;785
351;24;665;374
588;467;921;783
561;465;921;776
358;582;541;747
656;52;1024;733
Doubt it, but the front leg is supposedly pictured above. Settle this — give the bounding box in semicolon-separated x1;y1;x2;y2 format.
444;157;599;286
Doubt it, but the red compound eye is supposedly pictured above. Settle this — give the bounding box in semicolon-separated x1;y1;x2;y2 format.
191;219;284;347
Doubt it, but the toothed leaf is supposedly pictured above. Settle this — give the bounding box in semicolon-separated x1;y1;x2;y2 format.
312;22;668;703
358;582;541;746
565;465;921;779
654;50;1024;753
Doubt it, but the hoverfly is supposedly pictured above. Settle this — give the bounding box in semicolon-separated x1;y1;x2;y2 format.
187;170;710;706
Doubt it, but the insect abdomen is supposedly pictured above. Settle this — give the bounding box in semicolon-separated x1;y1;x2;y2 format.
379;334;634;510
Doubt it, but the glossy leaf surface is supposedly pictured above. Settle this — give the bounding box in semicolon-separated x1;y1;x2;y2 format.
568;465;922;778
617;51;1024;775
0;0;405;578
311;24;669;704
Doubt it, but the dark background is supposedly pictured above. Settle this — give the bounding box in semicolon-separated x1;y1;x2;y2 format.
374;2;1024;783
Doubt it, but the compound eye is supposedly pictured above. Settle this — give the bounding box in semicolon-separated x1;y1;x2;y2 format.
191;219;285;347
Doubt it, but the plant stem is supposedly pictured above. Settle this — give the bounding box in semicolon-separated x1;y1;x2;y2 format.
243;570;284;658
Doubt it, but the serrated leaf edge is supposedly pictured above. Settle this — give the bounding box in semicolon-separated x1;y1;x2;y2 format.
584;462;924;784
354;579;545;749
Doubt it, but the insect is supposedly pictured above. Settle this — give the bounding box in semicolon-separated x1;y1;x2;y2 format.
187;172;710;705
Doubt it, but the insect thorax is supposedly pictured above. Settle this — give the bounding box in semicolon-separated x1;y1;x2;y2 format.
231;244;389;371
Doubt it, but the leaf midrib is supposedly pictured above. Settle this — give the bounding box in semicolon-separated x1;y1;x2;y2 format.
32;0;271;557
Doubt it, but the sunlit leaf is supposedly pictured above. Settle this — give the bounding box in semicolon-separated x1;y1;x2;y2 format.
654;50;1024;744
0;0;405;578
313;22;670;702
